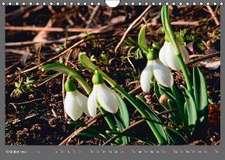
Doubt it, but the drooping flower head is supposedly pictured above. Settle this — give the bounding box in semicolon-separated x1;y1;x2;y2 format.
159;39;189;71
64;78;88;121
87;70;120;117
140;49;174;92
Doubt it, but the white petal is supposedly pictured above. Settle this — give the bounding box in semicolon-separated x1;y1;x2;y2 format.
153;60;174;88
140;61;154;92
95;84;118;114
159;42;180;71
159;42;169;66
64;92;83;121
75;91;89;116
87;87;98;117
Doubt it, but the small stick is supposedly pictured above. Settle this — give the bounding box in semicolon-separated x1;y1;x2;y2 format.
86;6;100;28
59;114;101;145
206;6;219;26
5;26;104;33
6;49;33;56
5;25;112;47
20;39;85;74
9;98;43;105
103;119;145;145
188;53;220;65
114;6;151;52
171;20;200;26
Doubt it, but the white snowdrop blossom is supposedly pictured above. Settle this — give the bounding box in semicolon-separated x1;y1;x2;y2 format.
64;79;88;121
140;59;174;92
159;41;189;71
87;71;119;117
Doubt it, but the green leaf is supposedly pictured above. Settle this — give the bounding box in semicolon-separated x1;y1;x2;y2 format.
115;92;129;128
184;89;197;129
42;62;91;94
192;67;208;113
114;116;129;144
171;84;185;124
138;25;149;54
79;52;98;71
78;128;102;138
166;127;187;144
99;107;128;145
157;83;176;100
167;99;179;123
154;81;161;99
136;96;169;144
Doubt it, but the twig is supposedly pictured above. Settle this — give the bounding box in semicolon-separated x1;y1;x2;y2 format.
147;20;200;27
59;114;101;145
206;6;219;26
6;6;32;18
19;39;85;74
6;49;33;56
86;6;100;28
5;25;113;47
114;6;151;52
188;53;220;65
5;26;105;33
9;98;43;106
35;73;62;87
171;20;200;26
103;119;145;145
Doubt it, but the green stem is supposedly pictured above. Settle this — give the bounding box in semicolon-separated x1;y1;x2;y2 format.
161;6;192;93
42;63;91;94
99;108;117;130
176;54;192;92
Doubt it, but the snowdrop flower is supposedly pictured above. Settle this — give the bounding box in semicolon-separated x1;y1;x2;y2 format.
88;70;119;117
64;78;89;121
159;41;189;71
140;51;174;92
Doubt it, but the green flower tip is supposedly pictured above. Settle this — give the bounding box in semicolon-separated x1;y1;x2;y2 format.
65;78;76;92
152;42;160;50
78;52;86;58
165;34;170;42
92;70;103;85
147;48;158;60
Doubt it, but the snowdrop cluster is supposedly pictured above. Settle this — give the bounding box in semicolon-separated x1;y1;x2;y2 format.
140;41;189;92
64;71;120;121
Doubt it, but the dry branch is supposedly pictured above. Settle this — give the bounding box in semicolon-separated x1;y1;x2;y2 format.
114;6;151;52
59;114;101;145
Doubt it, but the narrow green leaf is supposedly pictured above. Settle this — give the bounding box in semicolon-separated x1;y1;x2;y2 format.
154;81;161;99
42;62;91;94
197;68;208;112
114;116;129;144
138;25;149;54
136;96;169;144
171;84;185;124
167;99;179;123
166;127;188;144
115;92;130;128
192;67;200;110
184;89;197;129
192;67;208;122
